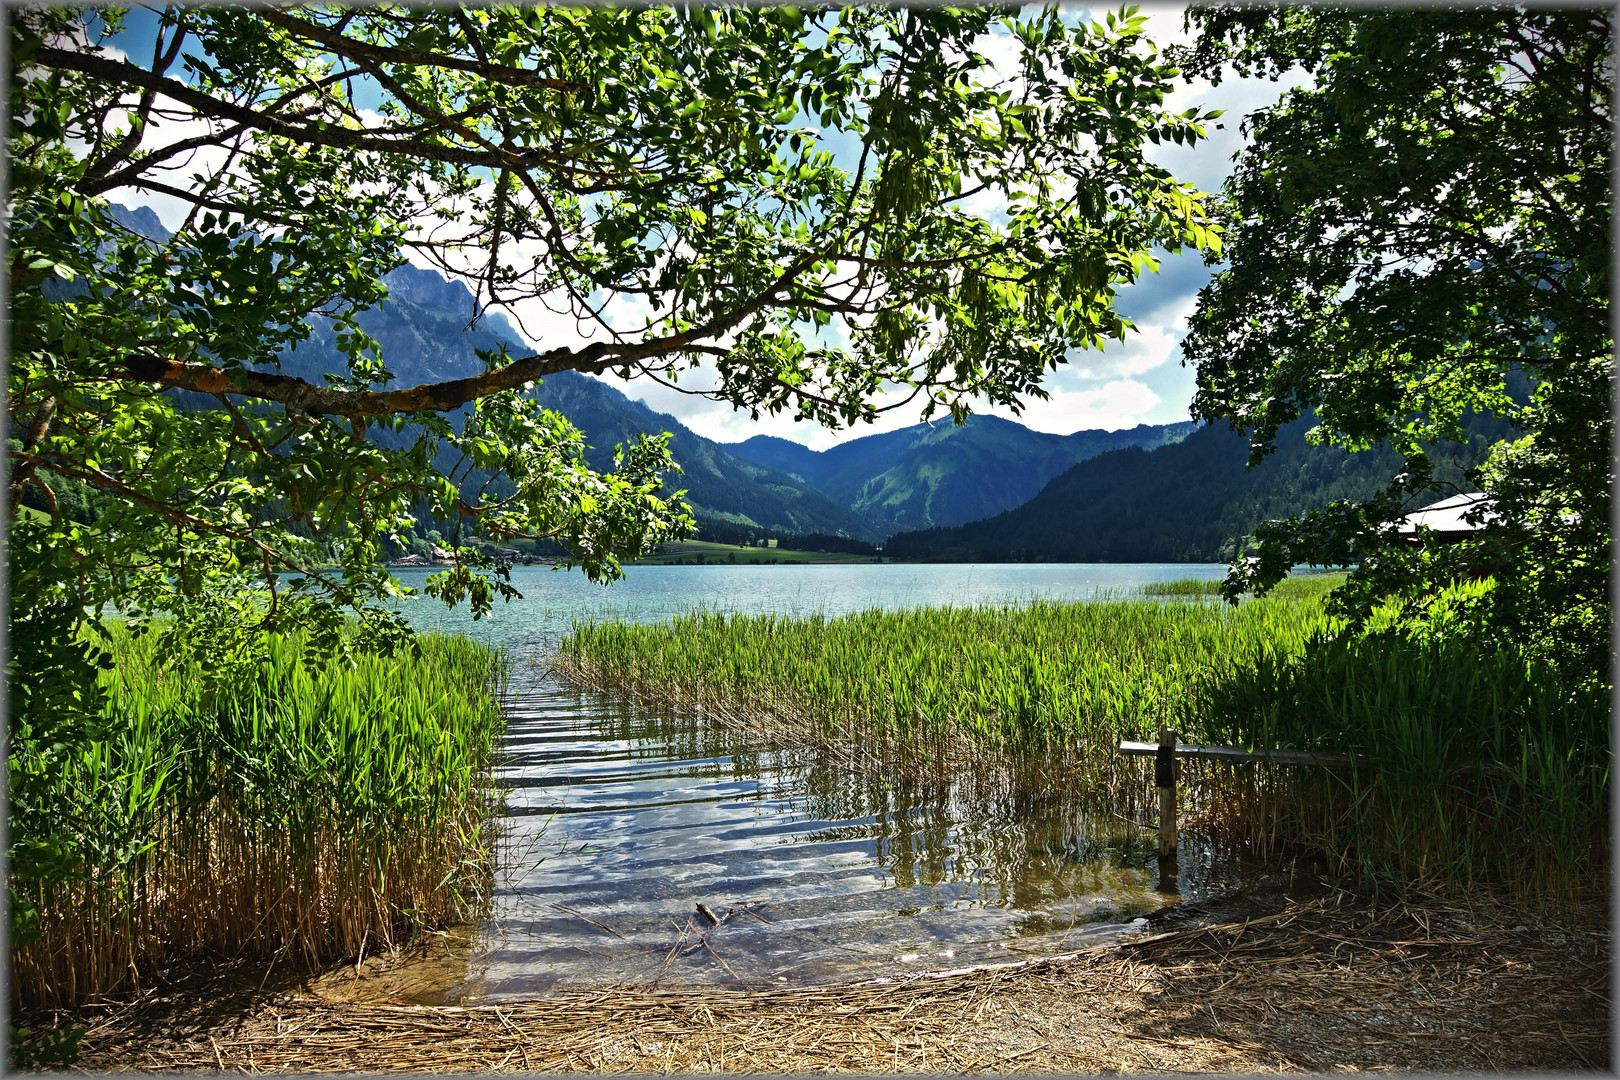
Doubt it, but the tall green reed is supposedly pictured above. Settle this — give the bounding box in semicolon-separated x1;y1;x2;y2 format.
10;627;504;1009
560;588;1605;901
1141;573;1345;600
560;598;1329;780
1190;587;1607;899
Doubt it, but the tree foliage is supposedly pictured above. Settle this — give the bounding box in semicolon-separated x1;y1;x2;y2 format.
12;4;1219;630
1172;8;1612;679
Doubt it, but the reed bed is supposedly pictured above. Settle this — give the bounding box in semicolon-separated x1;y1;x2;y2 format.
556;598;1331;884
559;590;1607;901
1141;578;1227;597
1141;573;1346;599
10;628;505;1010
1192;616;1609;899
559;599;1328;755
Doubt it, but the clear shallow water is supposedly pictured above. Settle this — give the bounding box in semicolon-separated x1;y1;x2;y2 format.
371;563;1276;1002
467;676;1171;998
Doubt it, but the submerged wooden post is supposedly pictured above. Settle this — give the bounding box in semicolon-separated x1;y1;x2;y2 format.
1155;725;1178;858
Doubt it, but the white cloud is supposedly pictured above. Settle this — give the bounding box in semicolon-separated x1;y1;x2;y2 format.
956;184;1011;223
1071;304;1189;380
96;112;240;233
502;294;594;351
591;364;931;450
1133;6;1314;195
970;22;1025;87
987;378;1162;433
681;398;920;450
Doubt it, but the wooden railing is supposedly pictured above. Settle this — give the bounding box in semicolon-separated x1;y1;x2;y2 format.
1120;727;1365;885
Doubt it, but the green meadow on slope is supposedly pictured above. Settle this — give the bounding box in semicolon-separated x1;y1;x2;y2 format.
726;415;1195;535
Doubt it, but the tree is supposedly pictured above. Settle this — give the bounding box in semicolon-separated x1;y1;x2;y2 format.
11;4;1222;651
1172;8;1612;679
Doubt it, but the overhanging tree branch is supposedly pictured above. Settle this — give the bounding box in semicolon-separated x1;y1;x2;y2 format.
257;9;590;94
36;45;577;174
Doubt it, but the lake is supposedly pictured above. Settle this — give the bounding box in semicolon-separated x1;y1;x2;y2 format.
391;561;1233;649
360;563;1288;1003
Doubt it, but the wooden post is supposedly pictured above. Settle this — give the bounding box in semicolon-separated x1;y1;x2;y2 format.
1155;725;1178;858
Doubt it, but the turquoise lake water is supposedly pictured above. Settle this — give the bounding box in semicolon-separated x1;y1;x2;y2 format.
392;561;1233;653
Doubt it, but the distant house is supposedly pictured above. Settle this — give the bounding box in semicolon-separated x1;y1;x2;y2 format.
390;553;428;567
1394;492;1496;544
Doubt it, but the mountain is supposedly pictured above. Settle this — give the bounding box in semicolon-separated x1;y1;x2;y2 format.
726;415;1196;536
271;261;879;540
884;414;1513;562
100;204;879;539
521;372;879;540
105;202;169;241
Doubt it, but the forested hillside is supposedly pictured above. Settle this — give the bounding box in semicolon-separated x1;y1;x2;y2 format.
525;373;877;541
727;415;1194;534
884;415;1512;562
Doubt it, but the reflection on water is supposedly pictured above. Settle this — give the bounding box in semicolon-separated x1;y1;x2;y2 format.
345;669;1286;1004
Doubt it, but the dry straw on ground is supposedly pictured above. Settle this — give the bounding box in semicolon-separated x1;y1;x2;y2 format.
67;893;1609;1073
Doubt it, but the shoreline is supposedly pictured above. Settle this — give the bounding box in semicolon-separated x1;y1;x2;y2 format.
39;581;1601;1075
60;890;1609;1073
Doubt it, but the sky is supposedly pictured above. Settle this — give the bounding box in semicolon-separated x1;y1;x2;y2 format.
107;4;1306;451
529;5;1309;449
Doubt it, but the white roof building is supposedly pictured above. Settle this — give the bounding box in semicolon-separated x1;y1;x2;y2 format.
1395;492;1496;542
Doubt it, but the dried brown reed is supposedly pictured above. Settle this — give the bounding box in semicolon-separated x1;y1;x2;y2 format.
67;893;1609;1073
11;801;494;1011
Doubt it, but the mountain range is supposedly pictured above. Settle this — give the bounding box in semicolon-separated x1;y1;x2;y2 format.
884;413;1512;563
344;265;1199;540
286;263;881;540
179;225;1194;543
110;203;1509;559
724;417;1193;536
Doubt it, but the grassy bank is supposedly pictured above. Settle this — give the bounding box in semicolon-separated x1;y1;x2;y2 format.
559;590;1606;900
9;628;505;1009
